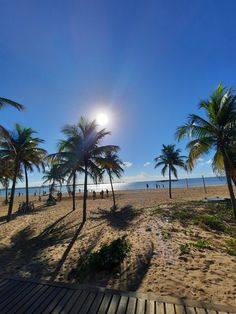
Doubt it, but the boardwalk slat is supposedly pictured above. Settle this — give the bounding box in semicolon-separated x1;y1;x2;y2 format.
97;293;113;314
58;289;82;313
185;307;197;314
136;298;146;314
75;291;97;314
146;299;155;314
70;290;91;313
206;310;218;314
25;286;56;313
195;308;206;314
51;289;75;314
165;303;176;314
155;302;165;314
38;287;68;313
126;297;137;314
0;280;24;302
116;296;129;314
17;284;48;314
175;304;186;314
0;282;31;310
3;283;38;312
87;292;104;314
107;294;121;314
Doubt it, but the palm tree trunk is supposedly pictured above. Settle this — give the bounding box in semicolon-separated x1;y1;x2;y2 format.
5;182;8;205
169;165;172;199
108;169;116;210
223;153;236;218
7;161;19;222
24;164;29;207
83;162;88;222
72;171;76;211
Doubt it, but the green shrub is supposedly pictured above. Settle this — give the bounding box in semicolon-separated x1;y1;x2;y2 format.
161;229;171;240
196;215;226;232
192;240;210;249
170;209;194;221
151;207;164;215
225;239;236;256
180;243;190;254
75;237;131;279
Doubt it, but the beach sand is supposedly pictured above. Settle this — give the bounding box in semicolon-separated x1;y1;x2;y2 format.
0;185;236;306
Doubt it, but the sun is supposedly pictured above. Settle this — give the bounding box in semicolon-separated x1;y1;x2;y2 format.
96;113;109;126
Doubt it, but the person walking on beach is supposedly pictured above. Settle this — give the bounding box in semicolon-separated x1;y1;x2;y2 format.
93;191;96;200
100;190;104;199
146;183;149;189
106;189;109;197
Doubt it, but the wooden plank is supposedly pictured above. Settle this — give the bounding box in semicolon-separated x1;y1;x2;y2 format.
38;287;68;313
87;292;104;314
75;291;97;314
17;284;48;314
136;298;146;314
58;289;83;313
107;294;121;314
126;297;137;314
155;302;165;314
206;310;218;314
116;296;129;314
25;286;56;313
70;290;91;313
51;288;75;314
165;303;176;314
146;299;155;314
3;283;40;312
194;308;206;314
0;279;23;302
97;293;113;314
185;307;196;314
175;304;186;314
0;281;31;310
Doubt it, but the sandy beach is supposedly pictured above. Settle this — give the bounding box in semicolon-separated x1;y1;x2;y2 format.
0;185;236;307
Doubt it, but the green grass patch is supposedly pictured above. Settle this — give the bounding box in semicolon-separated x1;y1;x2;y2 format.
196;214;227;232
151;207;164;215
180;243;190;254
161;229;171;240
225;239;236;256
192;239;210;249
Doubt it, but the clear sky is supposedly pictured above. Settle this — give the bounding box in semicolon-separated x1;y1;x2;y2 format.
1;0;236;185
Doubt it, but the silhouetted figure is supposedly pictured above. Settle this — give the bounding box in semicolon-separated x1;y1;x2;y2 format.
156;184;158;188
100;190;104;199
38;195;41;202
106;189;109;197
162;184;164;188
93;191;96;200
146;184;149;189
18;192;21;196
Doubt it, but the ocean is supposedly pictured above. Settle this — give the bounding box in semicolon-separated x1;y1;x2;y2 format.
0;176;227;196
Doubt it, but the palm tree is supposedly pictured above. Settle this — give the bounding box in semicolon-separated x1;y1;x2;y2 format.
56;117;118;221
0;97;25;134
42;163;64;198
0;158;12;204
97;151;123;210
0;124;46;221
176;83;236;218
154;144;186;199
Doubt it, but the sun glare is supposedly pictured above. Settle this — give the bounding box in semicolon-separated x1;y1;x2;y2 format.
96;113;109;126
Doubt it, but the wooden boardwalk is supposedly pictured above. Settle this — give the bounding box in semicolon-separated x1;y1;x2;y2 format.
0;277;235;313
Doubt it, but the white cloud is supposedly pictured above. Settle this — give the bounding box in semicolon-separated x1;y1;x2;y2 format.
144;162;151;167
123;161;133;168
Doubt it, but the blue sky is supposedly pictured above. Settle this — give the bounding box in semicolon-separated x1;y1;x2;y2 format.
1;0;236;185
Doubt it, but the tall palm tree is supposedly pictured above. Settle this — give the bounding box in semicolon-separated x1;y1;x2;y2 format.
0;124;46;221
42;163;64;198
154;144;186;199
176;83;236;218
97;151;123;210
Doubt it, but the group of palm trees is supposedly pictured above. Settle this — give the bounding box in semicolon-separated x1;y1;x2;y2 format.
154;83;236;219
0;100;124;222
2;82;236;221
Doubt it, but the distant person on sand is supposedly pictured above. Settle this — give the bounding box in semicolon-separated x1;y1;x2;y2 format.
146;184;149;189
100;190;104;199
93;191;96;200
106;189;109;197
156;184;158;188
38;195;41;202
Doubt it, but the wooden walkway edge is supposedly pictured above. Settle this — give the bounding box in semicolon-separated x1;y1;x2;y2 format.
0;276;235;313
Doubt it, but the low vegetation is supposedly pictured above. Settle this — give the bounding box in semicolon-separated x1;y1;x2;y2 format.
70;237;131;280
225;239;236;256
192;239;210;249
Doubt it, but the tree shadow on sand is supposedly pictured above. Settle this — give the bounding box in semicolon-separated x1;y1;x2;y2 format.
90;205;143;230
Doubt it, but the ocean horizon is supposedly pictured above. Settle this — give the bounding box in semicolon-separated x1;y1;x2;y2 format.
0;176;227;196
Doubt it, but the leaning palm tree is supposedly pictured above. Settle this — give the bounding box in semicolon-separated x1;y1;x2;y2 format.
0;124;46;221
176;83;236;218
42;163;64;198
154;144;186;199
97;151;123;210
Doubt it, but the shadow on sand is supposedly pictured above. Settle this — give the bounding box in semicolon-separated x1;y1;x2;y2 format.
90;205;143;230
